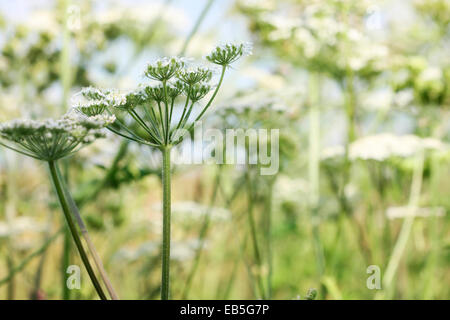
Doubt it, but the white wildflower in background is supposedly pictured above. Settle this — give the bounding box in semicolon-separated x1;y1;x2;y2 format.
321;145;345;160
112;239;204;263
361;88;394;111
393;89;415;108
219;91;288;115
0;217;46;238
349;134;447;161
274;175;310;203
26;10;60;35
241;0;392;77
386;206;446;219
322;134;448;161
241;66;287;90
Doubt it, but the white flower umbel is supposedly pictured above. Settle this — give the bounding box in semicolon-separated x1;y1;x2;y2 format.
386;206;445;220
206;42;252;66
144;57;186;81
322;133;448;162
349;133;447;161
0;112;114;161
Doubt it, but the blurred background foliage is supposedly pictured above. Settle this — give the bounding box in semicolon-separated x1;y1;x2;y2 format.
0;0;449;299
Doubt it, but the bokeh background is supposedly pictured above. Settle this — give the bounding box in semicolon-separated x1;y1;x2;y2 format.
0;0;449;299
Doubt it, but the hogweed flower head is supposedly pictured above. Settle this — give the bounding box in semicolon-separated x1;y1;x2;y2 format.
144;57;186;81
0;112;114;161
104;90;129;110
177;66;214;85
142;82;166;103
206;42;252;66
78;86;111;101
166;80;185;99
76;99;109;116
189;82;212;102
75;42;248;148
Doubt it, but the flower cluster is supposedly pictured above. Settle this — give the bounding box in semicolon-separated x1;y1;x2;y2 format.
415;0;450;27
322;133;448;162
0;112;115;161
206;43;253;66
238;0;390;79
74;43;250;148
189;82;212;102
390;56;449;106
144;57;186;81
177;66;213;85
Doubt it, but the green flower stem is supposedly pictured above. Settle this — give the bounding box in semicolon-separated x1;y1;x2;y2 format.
179;0;216;56
174;86;191;133
114;115;158;143
344;72;356;147
157;102;166;140
176;65;227;144
149;107;165;141
381;151;424;299
48;160;107;300
0;141;40;160
54;164;119;300
264;178;275;299
129;109;162;144
193;65;226;123
161;146;172;300
341;71;356;208
245;165;266;299
180;101;196;129
162;81;170;144
142;104;163;140
62;228;71;300
169;98;175;125
107;125;159;148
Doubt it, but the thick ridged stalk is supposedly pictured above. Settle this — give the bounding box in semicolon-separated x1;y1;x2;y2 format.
54;164;119;300
48;161;107;300
161;147;172;300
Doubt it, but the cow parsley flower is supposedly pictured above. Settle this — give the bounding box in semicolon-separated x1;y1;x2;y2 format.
189;82;212;102
144;57;186;82
166;79;186;99
349;134;447;161
177;66;214;85
76;99;110;116
0;112;114;161
206;42;253;66
141;82;167;103
322;134;448;162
